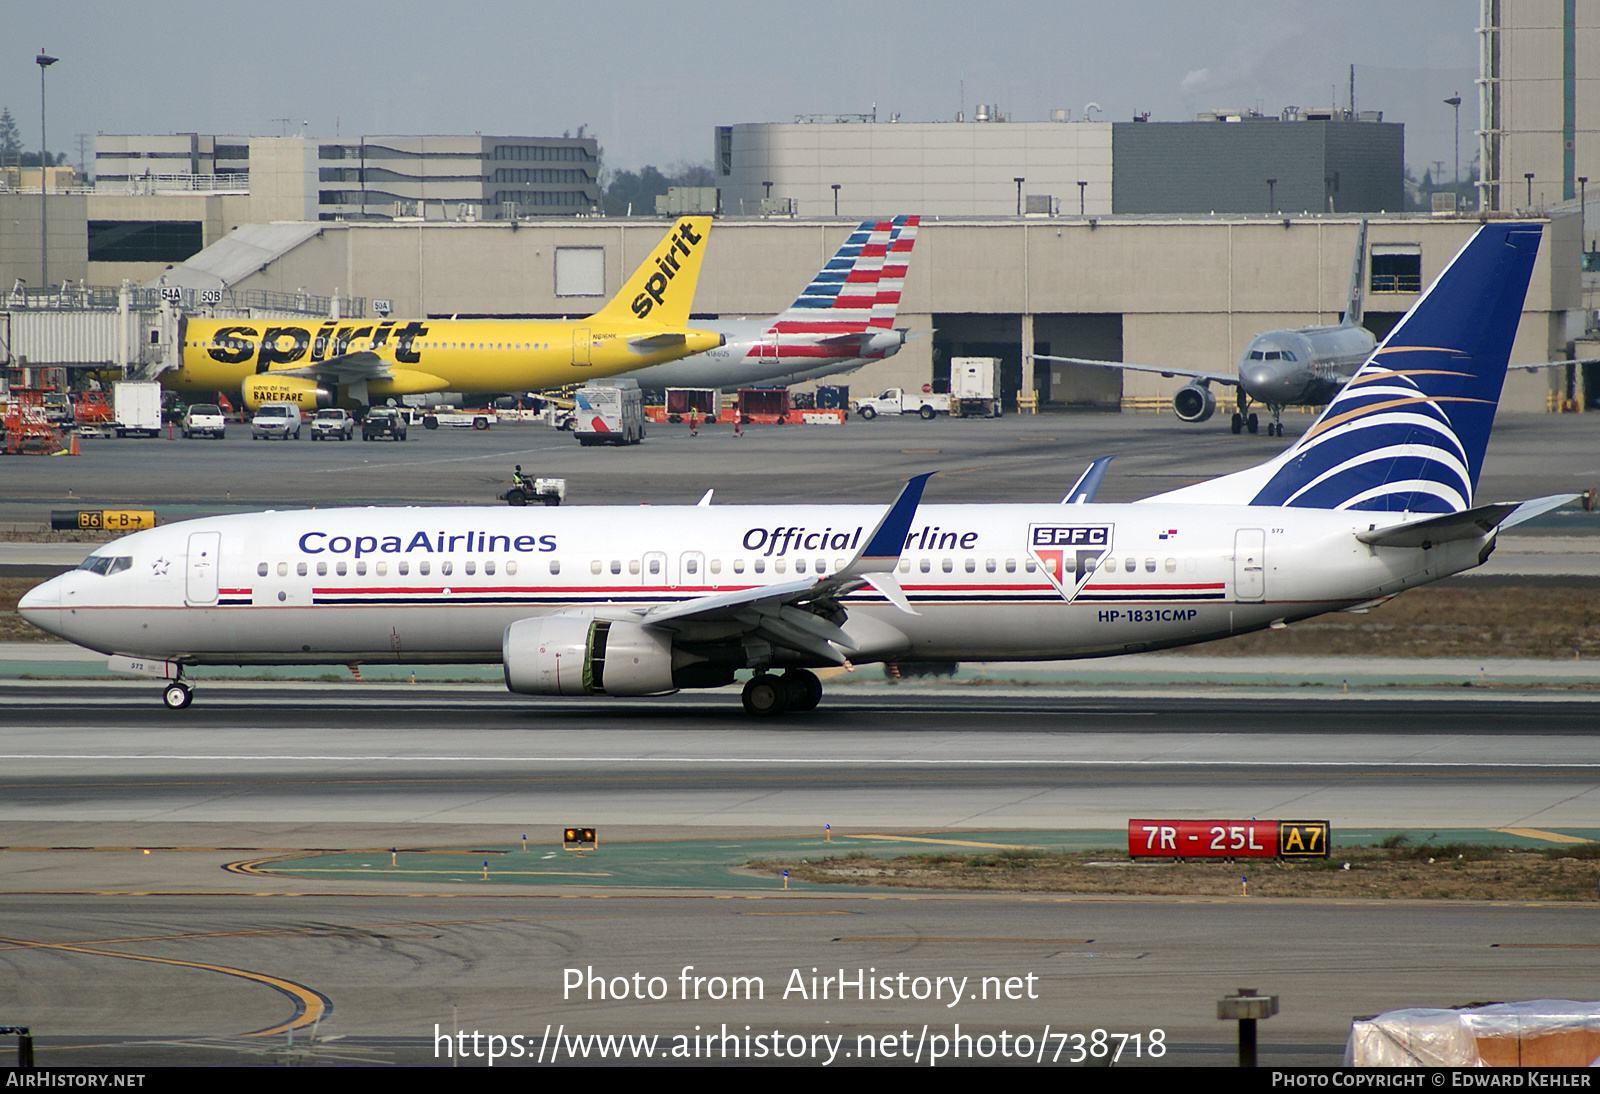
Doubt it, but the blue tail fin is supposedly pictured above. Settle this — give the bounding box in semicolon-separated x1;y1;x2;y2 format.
1247;222;1543;513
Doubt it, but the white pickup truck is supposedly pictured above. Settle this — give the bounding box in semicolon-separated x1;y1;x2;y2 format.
853;388;950;420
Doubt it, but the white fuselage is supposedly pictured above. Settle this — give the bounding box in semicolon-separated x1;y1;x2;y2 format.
20;503;1488;668
618;319;904;392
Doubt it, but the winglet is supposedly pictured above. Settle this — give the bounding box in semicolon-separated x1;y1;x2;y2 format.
841;473;935;577
1062;456;1116;504
590;217;712;327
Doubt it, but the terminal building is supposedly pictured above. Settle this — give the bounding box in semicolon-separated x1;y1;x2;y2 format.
715;109;1403;219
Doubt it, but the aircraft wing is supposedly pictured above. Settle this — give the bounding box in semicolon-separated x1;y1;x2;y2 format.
1030;354;1240;387
1509;357;1600;371
266;352;392;384
630;474;934;662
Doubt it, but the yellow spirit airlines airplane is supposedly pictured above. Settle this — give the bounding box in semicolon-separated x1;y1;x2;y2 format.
162;218;723;411
22;223;1570;713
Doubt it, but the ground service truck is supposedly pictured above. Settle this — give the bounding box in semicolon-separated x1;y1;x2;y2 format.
950;357;1003;417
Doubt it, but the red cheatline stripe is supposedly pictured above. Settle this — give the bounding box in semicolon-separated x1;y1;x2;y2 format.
1085;582;1227;591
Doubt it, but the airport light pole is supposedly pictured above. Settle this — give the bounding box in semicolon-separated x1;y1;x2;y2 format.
37;50;58;292
1267;178;1277;214
1014;176;1024;216
831;183;840;216
1077;180;1087;216
1526;172;1535;208
1582;177;1590;267
1445;94;1462;198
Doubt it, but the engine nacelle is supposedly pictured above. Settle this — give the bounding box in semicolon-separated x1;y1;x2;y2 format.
241;374;333;412
1172;383;1216;423
503;615;676;696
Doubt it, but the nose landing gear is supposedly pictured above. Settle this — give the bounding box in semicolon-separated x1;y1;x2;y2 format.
162;681;194;710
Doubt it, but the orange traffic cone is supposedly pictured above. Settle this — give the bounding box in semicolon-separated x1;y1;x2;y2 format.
70;433;79;456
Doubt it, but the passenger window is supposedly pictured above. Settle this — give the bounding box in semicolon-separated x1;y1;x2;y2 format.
549;560;560;575
277;562;288;577
502;561;513;575
377;561;388;576
985;559;996;573
754;559;765;573
795;559;807;573
732;559;744;574
964;559;976;573
898;559;910;574
815;559;826;573
1044;557;1057;574
1125;557;1136;572
317;561;328;576
1025;559;1038;572
465;561;476;575
649;558;661;575
710;559;722;574
258;563;269;577
1064;555;1077;574
1005;559;1016;573
336;561;348;576
686;558;699;574
919;559;931;573
941;559;953;573
356;560;367;576
420;560;430;575
772;559;785;573
591;560;602;575
629;559;640;575
1165;558;1177;573
610;560;622;575
1105;557;1118;573
297;562;308;576
1145;558;1156;573
441;561;453;576
399;561;409;576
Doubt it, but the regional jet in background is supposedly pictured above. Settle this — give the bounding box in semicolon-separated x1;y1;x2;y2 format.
162;218;724;412
619;216;919;392
22;223;1572;714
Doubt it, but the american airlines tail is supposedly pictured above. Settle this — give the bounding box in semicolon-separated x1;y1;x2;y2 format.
1147;221;1543;514
770;215;918;335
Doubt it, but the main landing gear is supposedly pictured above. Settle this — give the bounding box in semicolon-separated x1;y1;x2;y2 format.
741;669;823;716
162;680;194;710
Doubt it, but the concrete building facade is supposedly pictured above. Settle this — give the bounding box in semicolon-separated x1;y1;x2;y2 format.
123;212;1583;416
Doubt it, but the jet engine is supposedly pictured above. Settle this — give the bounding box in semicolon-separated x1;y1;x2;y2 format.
241;374;333;412
1172;383;1216;423
503;615;677;696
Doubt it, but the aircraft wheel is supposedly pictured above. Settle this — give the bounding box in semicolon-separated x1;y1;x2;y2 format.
162;682;193;710
1230;413;1243;434
742;674;788;716
1247;413;1259;435
785;669;822;712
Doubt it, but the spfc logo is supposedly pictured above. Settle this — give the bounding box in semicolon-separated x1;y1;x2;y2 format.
1028;524;1113;601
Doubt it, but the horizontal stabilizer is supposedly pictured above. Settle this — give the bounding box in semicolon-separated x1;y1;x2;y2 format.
1354;494;1577;548
627;332;688;352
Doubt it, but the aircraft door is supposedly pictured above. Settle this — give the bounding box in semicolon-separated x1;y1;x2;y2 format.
1234;529;1265;602
186;531;221;606
572;328;591;367
642;551;666;588
676;551;707;589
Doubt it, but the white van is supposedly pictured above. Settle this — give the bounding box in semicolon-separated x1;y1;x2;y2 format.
251;403;303;440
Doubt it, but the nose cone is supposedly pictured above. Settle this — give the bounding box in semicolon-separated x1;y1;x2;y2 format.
16;576;64;637
1242;363;1311;405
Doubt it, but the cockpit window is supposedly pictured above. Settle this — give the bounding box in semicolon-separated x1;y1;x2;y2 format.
1263;351;1281;360
77;555;132;576
1249;351;1264;360
1281;350;1297;361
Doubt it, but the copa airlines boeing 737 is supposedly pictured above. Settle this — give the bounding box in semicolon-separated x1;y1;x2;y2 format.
162;218;724;411
20;222;1569;714
621;216;918;391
